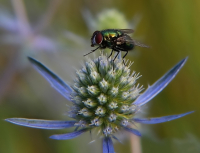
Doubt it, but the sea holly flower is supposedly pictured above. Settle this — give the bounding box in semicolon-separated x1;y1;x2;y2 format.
5;55;193;153
0;5;58;52
82;9;141;33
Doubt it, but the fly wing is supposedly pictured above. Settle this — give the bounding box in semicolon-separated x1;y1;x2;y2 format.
118;29;134;34
131;40;150;48
119;35;150;48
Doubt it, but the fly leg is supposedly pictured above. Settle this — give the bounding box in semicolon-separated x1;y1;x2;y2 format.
84;47;100;56
122;51;128;65
112;50;120;70
108;49;114;59
113;51;120;62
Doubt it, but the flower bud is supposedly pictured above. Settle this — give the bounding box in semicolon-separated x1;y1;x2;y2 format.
95;106;106;116
98;94;107;105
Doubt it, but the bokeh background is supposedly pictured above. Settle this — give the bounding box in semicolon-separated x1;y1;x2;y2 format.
0;0;199;153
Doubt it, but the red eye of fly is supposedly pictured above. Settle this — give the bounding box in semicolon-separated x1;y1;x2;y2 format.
95;32;103;44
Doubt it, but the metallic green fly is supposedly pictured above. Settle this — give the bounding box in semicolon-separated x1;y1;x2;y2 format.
84;29;149;64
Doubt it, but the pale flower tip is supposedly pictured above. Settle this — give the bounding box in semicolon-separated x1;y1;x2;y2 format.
186;111;194;115
4;118;10;122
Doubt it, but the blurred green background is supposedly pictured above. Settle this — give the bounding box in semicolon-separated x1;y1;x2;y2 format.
0;0;199;153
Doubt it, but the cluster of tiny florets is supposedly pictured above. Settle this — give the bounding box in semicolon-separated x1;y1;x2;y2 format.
70;55;143;136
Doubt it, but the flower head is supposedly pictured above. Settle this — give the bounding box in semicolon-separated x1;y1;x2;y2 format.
5;54;193;153
69;55;143;134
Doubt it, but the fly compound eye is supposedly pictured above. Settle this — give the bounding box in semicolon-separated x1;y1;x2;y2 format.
91;31;99;46
94;32;103;45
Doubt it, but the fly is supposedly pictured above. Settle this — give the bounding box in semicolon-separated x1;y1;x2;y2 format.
84;29;149;65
